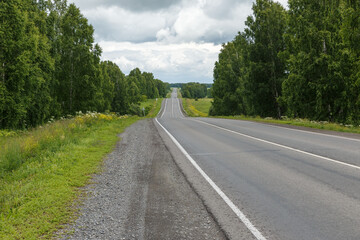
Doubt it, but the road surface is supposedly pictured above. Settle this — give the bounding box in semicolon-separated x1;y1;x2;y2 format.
156;88;360;240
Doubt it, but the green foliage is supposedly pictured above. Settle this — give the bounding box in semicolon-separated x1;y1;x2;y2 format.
212;0;286;117
282;0;345;122
0;114;139;239
140;98;164;118
182;98;212;117
181;82;209;98
0;0;168;130
0;0;54;129
211;115;360;135
211;0;360;125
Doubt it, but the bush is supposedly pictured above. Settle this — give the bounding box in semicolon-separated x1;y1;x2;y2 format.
129;103;142;116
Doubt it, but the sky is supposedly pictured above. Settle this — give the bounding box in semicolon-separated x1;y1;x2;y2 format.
67;0;288;83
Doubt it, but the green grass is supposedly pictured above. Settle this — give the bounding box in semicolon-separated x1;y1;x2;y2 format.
0;113;139;239
191;98;212;114
147;98;164;118
182;98;212;117
140;98;164;118
212;115;360;135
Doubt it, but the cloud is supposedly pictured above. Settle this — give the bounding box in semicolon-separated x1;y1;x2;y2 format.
67;0;289;83
99;41;221;82
69;0;254;44
80;6;177;43
68;0;182;12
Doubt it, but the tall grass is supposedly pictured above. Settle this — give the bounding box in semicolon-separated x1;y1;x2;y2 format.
0;112;139;239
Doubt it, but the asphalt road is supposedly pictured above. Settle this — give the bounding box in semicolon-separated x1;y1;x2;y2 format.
156;88;360;240
60;119;226;240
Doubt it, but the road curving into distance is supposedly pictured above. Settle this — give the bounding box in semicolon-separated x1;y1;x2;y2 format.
155;88;360;240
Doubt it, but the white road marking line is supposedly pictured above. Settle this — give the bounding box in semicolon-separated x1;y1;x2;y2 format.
160;99;167;118
177;98;185;118
155;118;267;240
171;97;174;117
263;122;360;143
193;119;360;171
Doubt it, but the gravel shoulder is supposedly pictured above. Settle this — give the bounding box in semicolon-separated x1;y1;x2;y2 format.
60;119;226;240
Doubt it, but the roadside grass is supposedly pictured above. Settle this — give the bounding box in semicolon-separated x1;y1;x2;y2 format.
0;113;139;239
213;115;360;135
179;98;360;135
182;98;212;117
140;98;164;118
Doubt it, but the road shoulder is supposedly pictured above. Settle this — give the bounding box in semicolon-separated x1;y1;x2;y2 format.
154;118;257;240
59;119;226;239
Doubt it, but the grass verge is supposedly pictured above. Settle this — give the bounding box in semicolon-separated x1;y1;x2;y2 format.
140;98;164;118
179;98;360;134
0;113;139;239
182;98;212;117
213;115;360;135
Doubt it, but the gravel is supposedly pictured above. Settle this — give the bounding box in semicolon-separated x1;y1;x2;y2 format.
59;119;226;240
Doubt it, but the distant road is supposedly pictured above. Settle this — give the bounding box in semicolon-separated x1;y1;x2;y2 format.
156;88;360;240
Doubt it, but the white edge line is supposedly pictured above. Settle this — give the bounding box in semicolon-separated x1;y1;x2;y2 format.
265;122;360;143
193;119;360;171
159;98;167;118
155;117;267;240
177;98;185;118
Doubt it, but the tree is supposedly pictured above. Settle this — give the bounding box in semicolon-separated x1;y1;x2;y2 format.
211;37;248;116
339;0;360;123
0;0;27;128
181;82;208;99
46;0;69;118
245;0;287;118
0;0;169;129
102;61;128;114
58;3;98;114
0;0;54;128
283;0;345;121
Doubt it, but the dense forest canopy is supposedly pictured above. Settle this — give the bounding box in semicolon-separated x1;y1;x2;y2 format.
0;0;168;129
211;0;360;124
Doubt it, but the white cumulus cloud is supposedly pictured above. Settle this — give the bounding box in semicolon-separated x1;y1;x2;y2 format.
99;41;221;82
68;0;288;83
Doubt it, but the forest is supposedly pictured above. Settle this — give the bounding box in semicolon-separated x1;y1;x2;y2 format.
211;0;360;124
0;0;168;129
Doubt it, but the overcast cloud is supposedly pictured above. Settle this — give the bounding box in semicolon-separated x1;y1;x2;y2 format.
67;0;288;83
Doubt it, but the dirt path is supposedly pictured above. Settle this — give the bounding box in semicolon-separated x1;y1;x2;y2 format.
60;119;226;240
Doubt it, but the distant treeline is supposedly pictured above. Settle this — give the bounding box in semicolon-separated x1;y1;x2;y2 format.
0;0;168;129
211;0;360;124
170;83;213;89
181;82;212;99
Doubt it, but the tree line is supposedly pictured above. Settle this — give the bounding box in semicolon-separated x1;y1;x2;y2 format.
0;0;168;129
181;82;211;99
211;0;360;124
